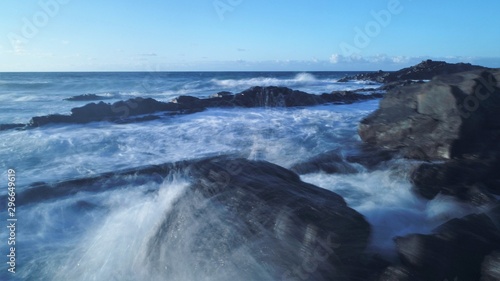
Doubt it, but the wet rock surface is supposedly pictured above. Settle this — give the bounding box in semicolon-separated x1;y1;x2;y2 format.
352;64;500;280
14;156;372;281
64;93;113;101
359;69;500;160
391;206;500;281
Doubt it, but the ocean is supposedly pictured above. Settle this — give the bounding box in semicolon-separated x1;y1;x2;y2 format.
0;72;480;280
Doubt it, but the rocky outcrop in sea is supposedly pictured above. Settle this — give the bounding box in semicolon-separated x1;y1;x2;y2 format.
22;86;382;128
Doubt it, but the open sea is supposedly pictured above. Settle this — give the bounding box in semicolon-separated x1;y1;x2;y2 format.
0;72;481;280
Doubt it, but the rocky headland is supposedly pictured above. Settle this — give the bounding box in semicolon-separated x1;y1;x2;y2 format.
338;59;488;83
354;64;500;280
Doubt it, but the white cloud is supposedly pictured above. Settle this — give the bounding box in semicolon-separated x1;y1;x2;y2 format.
12;39;26;54
329;54;342;64
329;53;367;64
138;53;158;57
330;53;413;65
391;56;410;64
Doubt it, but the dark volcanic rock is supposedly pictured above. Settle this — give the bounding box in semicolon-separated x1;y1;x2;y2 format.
410;158;500;203
148;157;371;280
361;69;500;203
203;87;382;108
344;145;397;168
291;149;358;175
290;146;396;175
64;93;112;101
15;156;371;281
394;209;500;281
30;114;74;126
321;91;383;104
0;123;26;131
339;60;488;83
379;80;426;92
25;86;383;128
171;95;205;109
378;265;421;281
210;91;233;98
30;97;179;126
481;251;500;280
232;86;323;107
359;69;500;160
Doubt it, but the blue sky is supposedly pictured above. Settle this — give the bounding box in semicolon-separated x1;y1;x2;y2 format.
1;0;499;71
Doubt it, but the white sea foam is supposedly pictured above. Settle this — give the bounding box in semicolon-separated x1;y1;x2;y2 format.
300;159;482;258
12;175;283;280
210;72;337;91
9;177;184;280
0;101;377;187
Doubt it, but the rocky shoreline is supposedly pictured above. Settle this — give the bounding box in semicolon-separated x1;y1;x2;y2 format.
353;62;500;280
7;60;500;280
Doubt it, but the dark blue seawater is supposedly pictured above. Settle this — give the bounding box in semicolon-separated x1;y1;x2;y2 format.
0;72;477;280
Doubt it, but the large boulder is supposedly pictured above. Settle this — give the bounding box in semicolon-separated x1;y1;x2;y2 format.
359;69;500;160
392;206;500;281
148;157;371;280
410;158;500;203
16;156;371;281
